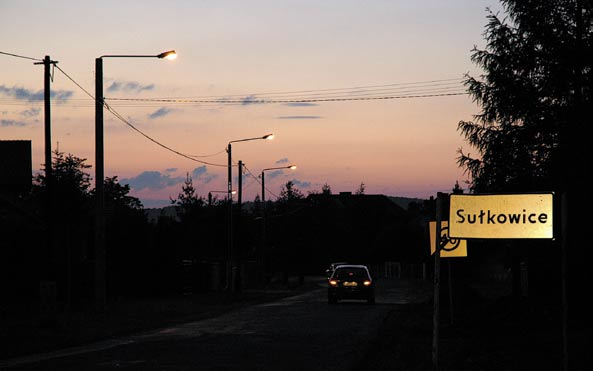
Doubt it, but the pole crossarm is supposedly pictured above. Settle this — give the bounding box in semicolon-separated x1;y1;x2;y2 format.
33;58;58;66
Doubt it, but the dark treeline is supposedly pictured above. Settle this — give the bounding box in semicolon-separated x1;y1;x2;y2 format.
0;156;435;313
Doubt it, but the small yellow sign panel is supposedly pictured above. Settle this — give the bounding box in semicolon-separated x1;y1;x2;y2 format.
449;194;554;239
429;221;467;257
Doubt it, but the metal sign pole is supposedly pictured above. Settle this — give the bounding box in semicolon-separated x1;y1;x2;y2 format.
432;192;444;370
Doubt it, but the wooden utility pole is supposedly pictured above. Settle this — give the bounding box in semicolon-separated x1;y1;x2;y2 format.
34;55;58;305
236;160;243;293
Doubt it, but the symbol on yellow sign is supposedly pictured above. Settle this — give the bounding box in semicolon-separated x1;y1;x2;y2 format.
429;221;467;257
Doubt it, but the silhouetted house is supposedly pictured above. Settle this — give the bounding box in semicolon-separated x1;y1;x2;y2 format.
0;140;32;197
0;141;58;310
266;192;418;275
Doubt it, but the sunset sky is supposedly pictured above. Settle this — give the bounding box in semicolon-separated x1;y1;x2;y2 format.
1;0;502;208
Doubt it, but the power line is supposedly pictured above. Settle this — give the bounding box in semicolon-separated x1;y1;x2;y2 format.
1;78;467;108
104;79;467;105
188;147;227;158
242;163;280;200
7;67;469;170
0;51;42;62
1;90;467;109
104;103;228;167
54;65;228;167
111;77;464;100
106;91;467;105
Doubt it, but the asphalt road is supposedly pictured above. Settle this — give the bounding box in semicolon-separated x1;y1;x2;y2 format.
1;278;429;371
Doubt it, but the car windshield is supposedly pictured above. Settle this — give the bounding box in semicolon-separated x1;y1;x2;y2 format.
334;267;369;280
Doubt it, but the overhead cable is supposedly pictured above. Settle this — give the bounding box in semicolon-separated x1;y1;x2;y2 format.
54;65;227;167
0;51;42;62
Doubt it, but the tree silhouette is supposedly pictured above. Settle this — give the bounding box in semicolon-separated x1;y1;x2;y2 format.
457;0;591;194
355;182;366;195
103;176;143;211
33;149;92;211
457;0;592;307
451;180;464;194
171;173;205;219
278;180;305;203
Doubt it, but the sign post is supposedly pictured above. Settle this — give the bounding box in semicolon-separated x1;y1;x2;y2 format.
431;192;555;371
431;193;443;370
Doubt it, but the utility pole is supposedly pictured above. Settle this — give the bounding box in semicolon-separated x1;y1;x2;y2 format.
34;55;57;210
236;160;243;293
94;57;106;311
260;171;266;284
226;143;233;291
34;55;58;305
33;56;57;187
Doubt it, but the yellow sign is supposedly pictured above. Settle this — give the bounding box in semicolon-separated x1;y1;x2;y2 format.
448;193;554;239
429;221;467;257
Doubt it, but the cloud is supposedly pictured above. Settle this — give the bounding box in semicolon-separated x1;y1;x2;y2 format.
290;179;312;188
148;107;172;119
121;167;220;191
192;166;207;177
266;170;284;179
21;107;41;117
121;171;184;191
276;115;322;120
1;119;27;127
0;85;73;102
284;102;318;107
275;158;289;164
51;91;73;101
241;95;263;105
191;166;218;184
106;80;155;93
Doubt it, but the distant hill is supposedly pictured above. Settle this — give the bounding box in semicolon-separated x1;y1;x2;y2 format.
387;196;427;209
143;195;428;222
144;205;179;223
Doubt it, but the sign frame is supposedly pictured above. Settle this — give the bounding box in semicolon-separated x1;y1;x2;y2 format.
448;192;554;239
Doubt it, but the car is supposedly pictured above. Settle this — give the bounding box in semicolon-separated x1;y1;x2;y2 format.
325;261;349;278
327;264;375;304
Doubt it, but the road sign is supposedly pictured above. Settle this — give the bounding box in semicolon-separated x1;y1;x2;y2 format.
429;221;467;257
449;193;554;239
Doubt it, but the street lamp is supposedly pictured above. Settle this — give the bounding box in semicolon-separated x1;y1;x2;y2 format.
260;165;297;205
225;133;274;292
259;164;297;284
227;133;273;206
94;50;176;310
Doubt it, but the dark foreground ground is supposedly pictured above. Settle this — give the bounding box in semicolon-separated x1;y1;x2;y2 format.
1;277;591;370
356;280;592;371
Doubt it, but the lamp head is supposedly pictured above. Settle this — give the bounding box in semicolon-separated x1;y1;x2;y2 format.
157;50;177;60
263;133;274;140
289;165;297;170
